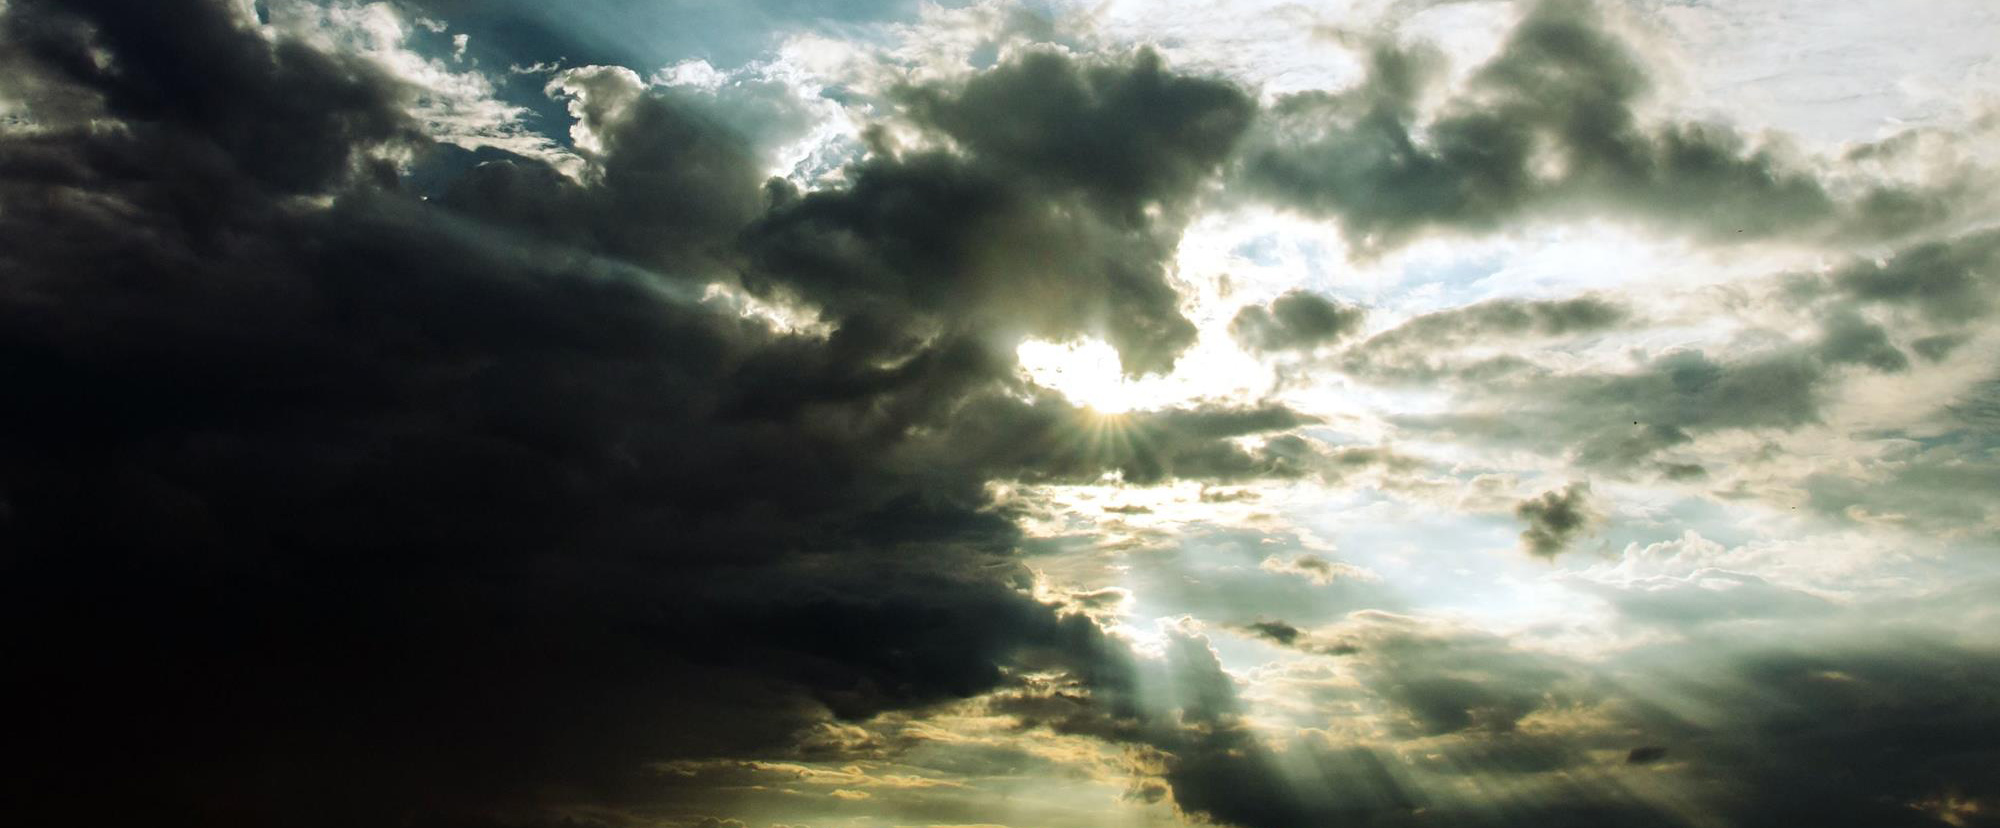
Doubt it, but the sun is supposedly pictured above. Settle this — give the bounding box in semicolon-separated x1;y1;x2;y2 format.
1016;338;1143;414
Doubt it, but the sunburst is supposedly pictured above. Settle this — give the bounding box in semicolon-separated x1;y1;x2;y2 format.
1016;338;1145;414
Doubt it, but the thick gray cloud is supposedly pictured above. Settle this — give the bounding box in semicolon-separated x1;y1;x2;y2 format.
1230;290;1369;352
1816;308;1910;372
899;48;1255;224
1830;228;2000;323
1386;345;1836;476
746;151;1199;376
747;48;1255;377
1241;0;1967;253
1368;225;1998;477
1367;296;1627;349
1336;296;1627;381
1516;482;1598;557
435;69;772;275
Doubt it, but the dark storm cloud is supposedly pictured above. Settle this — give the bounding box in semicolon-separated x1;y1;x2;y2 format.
1;0;424;194
10;2;1996;828
1241;0;1965;253
746;151;1200;376
1230;290;1368;353
900;48;1256;223
750;48;1255;376
0;3;1298;826
1515;482;1597;557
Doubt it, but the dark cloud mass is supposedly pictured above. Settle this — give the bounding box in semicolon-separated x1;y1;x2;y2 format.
899;47;1255;223
0;2;1280;825
4;1;1998;827
745;47;1255;376
1516;482;1598;557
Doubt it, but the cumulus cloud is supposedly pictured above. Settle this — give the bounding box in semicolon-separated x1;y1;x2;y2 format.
1515;482;1599;557
1239;0;1983;254
1230;290;1368;353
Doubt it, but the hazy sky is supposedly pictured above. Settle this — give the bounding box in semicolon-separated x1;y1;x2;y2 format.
5;1;2000;827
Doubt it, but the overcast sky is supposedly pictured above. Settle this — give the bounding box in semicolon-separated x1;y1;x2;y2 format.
5;1;2000;827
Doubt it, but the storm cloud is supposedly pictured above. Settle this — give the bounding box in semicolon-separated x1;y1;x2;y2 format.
4;1;1997;827
0;2;1288;825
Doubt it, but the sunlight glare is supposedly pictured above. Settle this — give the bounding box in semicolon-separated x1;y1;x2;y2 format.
1017;338;1142;414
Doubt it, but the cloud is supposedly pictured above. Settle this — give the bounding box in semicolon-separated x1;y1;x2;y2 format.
1625;746;1667;765
434;65;775;274
1515;482;1598;557
1360;296;1627;352
1614;641;2000;828
898;47;1255;223
1134;611;2000;828
1829;228;2000;324
5;2;1999;828
1229;290;1368;353
1388;344;1834;474
1817;308;1911;372
1239;0;1977;254
1241;619;1305;645
1258;553;1369;586
0;4;1302;826
1336;295;1629;381
741;47;1257;378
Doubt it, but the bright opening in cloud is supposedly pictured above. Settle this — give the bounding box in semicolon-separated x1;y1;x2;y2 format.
1017;338;1144;414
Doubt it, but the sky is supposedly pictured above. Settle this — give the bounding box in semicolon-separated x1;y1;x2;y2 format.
3;1;1999;827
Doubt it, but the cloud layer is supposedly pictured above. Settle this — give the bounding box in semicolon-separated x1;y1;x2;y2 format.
4;1;1997;827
